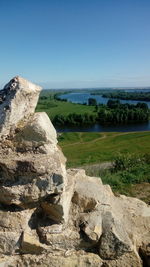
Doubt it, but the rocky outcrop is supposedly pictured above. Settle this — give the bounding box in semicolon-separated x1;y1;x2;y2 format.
0;77;149;267
0;76;41;137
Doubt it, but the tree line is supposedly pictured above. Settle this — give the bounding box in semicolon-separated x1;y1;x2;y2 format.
53;99;150;126
102;91;150;101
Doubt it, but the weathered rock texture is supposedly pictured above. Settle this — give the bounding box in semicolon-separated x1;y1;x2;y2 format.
0;77;149;267
0;76;41;137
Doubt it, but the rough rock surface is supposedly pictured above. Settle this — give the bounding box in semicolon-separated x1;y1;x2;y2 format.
0;76;41;137
0;77;149;267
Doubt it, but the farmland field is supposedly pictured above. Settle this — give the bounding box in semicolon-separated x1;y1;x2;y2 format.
58;131;150;167
58;131;150;203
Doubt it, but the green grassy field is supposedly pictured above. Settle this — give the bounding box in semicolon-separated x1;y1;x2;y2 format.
36;99;95;120
58;132;150;203
58;131;150;167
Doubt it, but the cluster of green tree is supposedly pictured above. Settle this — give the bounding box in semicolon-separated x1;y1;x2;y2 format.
53;113;97;126
97;100;149;124
52;99;149;126
88;97;97;106
107;99;148;110
39;95;54;101
39;90;57;100
38;96;58;108
38;90;54;104
54;91;73;101
102;91;150;101
39;96;48;100
54;93;67;101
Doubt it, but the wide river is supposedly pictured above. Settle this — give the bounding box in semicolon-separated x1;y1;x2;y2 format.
57;92;150;132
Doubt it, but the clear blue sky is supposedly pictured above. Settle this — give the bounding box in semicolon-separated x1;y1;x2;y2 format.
0;0;150;88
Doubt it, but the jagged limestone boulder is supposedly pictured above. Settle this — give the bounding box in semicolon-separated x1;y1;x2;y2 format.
99;211;133;259
0;78;67;208
41;171;75;223
0;207;34;254
14;112;57;151
0;150;66;207
0;76;41;137
70;168;150;262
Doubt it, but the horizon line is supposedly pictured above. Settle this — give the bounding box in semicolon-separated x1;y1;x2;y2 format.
42;86;150;90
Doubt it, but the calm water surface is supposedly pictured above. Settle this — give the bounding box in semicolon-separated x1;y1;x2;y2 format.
59;92;150;108
56;121;150;132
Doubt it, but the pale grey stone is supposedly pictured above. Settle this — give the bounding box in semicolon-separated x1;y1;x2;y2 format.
15;112;57;148
0;76;41;137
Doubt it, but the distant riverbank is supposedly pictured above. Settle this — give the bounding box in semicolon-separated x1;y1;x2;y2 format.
59;92;150;108
37;89;150;132
56;91;150;132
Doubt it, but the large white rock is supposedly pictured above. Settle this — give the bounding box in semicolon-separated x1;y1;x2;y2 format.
71;168;150;261
14;112;57;152
0;76;67;208
0;208;34;255
0;76;41;137
0;148;67;207
41;170;75;223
